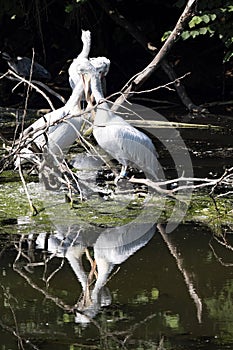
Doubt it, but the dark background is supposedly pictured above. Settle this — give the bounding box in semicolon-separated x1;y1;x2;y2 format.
0;0;232;110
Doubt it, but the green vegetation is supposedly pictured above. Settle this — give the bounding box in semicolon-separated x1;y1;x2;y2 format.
162;0;233;62
0;171;233;236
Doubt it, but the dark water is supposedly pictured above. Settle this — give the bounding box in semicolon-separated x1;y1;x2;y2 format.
1;222;233;350
1;110;233;349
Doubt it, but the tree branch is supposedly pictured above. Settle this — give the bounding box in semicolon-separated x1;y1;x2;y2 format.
98;0;203;112
110;0;198;111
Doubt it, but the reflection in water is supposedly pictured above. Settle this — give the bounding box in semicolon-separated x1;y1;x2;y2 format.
2;223;233;349
12;219;204;327
18;220;156;324
158;224;202;323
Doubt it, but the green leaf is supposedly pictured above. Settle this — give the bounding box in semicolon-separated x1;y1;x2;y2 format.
210;13;217;21
151;288;159;300
65;4;73;13
181;31;190;40
190;30;200;38
199;27;208;35
207;27;215;36
189;16;202;28
223;51;233;62
161;31;171;42
225;37;233;48
202;14;210;23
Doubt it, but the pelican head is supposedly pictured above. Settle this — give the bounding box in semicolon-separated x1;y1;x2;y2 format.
76;60;97;101
90;57;110;77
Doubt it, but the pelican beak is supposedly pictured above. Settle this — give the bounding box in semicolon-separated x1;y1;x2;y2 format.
82;73;91;102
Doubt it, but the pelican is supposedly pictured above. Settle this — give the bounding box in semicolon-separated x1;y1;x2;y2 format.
14;30;110;168
77;61;159;182
35;220;156;323
91;222;156;304
68;30;110;97
1;51;51;80
14;77;85;167
68;30;91;90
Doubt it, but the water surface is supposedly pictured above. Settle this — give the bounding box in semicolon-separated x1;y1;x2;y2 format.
1;110;233;349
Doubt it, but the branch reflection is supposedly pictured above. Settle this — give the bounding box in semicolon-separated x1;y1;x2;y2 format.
14;220;156;324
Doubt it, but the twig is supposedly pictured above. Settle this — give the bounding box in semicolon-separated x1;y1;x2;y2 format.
201;100;233;107
2;70;66;104
33;80;66;104
8;69;55;110
213;235;233;252
18;161;38;215
45;258;65;288
1;285;40;350
109;72;191;98
0;318;39;350
209;240;233;267
209;167;232;195
129;176;213;196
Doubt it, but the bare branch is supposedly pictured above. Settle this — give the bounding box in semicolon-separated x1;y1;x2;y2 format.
7;69;55;110
112;0;198;110
18;161;38;215
98;0;203;112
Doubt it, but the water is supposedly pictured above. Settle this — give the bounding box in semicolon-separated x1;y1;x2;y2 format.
1;222;233;349
1;110;233;349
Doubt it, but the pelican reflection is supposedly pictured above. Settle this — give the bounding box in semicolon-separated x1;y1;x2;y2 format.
35;220;156;323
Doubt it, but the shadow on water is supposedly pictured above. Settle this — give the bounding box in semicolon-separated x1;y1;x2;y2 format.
1;110;233;349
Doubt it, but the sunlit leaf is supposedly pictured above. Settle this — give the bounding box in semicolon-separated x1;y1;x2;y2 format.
181;31;190;40
210;13;217;21
223;51;233;62
151;288;159;300
161;30;171;42
202;14;210;23
190;30;200;38
189;16;202;28
164;313;180;329
199;27;208;35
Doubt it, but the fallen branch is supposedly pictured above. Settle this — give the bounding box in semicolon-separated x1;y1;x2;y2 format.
129;175;218;194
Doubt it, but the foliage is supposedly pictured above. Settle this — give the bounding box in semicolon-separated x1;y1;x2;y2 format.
162;0;233;62
65;0;87;13
205;279;233;343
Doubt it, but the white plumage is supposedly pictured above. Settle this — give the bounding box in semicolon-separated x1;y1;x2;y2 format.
77;60;158;181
